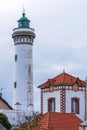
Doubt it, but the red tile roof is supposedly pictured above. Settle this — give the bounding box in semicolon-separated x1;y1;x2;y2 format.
38;72;86;88
40;112;82;130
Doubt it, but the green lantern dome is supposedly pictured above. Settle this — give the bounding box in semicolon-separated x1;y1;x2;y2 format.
18;12;30;28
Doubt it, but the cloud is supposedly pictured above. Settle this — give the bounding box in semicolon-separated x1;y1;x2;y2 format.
0;0;86;111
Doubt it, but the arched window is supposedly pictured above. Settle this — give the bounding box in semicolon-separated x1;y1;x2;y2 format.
71;97;79;114
48;98;55;112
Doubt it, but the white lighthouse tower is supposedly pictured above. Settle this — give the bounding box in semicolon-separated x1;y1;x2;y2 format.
12;11;35;111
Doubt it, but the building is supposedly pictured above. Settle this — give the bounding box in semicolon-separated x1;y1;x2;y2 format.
0;11;35;125
18;112;82;130
38;71;86;120
79;121;87;130
12;11;35;111
0;10;86;130
40;112;82;130
0;93;12;110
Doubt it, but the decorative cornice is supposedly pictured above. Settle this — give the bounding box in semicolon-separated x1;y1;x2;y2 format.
41;85;85;93
14;42;33;45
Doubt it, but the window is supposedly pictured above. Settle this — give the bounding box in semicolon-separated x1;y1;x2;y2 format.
71;97;79;114
48;98;55;112
20;38;21;42
83;127;85;130
26;38;28;42
23;38;25;42
14;82;17;88
18;21;29;28
15;55;17;61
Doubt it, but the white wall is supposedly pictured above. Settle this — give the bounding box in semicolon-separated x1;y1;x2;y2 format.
12;27;35;112
66;90;85;120
43;90;60;113
42;87;85;120
14;44;33;111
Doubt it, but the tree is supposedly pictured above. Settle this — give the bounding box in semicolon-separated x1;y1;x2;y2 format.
0;113;11;130
18;112;41;130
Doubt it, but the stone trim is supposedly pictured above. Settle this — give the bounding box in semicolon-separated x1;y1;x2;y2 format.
41;89;43;114
41;86;85;93
60;87;66;112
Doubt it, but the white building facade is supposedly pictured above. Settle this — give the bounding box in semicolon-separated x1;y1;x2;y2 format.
38;71;86;120
12;12;35;111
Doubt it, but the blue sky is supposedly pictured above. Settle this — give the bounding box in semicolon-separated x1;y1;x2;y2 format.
0;0;87;111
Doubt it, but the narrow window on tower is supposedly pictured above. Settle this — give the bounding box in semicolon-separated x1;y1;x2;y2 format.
71;97;79;114
15;55;17;61
14;38;16;42
20;38;21;42
23;38;25;42
26;38;28;42
48;98;55;112
14;82;17;89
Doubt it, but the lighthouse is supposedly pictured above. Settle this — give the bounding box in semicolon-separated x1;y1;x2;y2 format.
12;11;35;111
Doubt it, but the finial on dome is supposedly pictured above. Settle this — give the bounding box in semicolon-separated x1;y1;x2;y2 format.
22;7;25;13
22;7;25;16
63;69;65;73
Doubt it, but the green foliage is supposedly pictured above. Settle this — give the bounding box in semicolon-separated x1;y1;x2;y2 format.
0;113;11;130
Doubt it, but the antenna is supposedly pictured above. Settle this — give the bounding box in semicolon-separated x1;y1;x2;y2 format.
22;7;25;14
0;87;3;91
85;76;87;82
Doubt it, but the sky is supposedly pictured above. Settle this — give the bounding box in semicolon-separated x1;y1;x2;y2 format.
0;0;87;111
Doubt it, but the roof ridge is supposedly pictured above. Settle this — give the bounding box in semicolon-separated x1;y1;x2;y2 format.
53;72;75;79
38;72;86;88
